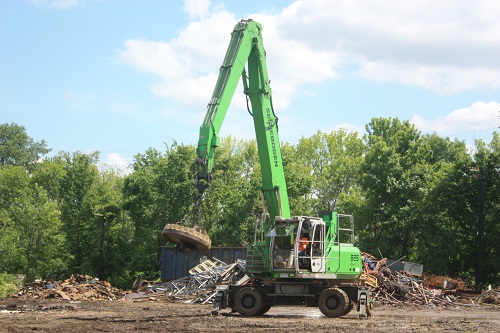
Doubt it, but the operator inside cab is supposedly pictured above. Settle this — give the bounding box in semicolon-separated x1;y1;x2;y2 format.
295;232;310;269
297;233;309;255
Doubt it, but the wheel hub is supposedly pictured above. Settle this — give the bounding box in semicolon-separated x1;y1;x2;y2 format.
242;295;256;308
326;296;340;309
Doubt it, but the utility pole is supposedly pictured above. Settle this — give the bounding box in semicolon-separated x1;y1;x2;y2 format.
470;162;498;286
94;213;106;280
475;167;485;285
469;166;486;285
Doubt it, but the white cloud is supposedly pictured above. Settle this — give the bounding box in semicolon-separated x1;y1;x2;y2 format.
411;101;500;137
331;123;364;136
183;0;210;20
117;3;341;111
276;0;500;93
118;10;237;106
360;62;500;95
101;153;132;176
117;0;500;112
119;39;191;80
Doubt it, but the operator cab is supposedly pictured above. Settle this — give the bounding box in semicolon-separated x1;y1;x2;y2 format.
268;216;326;273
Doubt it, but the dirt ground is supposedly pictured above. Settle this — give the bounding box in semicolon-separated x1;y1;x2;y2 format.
1;298;499;333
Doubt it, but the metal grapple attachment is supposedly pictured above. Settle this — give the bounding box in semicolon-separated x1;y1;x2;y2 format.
162;224;211;253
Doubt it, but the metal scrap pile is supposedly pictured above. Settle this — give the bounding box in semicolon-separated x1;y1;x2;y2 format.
9;274;125;301
146;258;247;304
361;253;497;307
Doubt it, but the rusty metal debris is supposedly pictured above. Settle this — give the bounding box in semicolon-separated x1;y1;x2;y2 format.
145;258;247;304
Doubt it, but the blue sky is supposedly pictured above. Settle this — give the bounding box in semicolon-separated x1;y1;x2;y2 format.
2;0;499;172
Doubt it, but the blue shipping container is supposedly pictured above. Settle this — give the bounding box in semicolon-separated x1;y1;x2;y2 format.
161;247;247;281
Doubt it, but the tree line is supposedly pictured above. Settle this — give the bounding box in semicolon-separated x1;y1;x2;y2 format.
0;120;498;289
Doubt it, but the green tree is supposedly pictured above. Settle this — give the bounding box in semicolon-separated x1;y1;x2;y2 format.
281;142;314;216
470;133;500;285
413;135;472;277
123;143;197;279
199;137;261;246
296;129;365;214
0;165;67;280
358;118;429;259
58;151;100;274
31;156;66;202
0;166;27;273
88;169;128;281
484;132;500;285
0;123;50;170
416;133;499;286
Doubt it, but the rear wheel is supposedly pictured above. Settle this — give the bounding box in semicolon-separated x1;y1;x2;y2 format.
318;288;349;318
234;287;265;316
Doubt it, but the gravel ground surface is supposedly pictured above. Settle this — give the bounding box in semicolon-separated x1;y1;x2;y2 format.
1;298;499;333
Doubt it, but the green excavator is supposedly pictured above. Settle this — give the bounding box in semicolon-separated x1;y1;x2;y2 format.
162;19;371;318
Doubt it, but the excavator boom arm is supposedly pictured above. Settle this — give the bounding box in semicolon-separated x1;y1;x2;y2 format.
195;19;290;222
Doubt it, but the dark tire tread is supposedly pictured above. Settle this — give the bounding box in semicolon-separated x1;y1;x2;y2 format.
318;288;349;318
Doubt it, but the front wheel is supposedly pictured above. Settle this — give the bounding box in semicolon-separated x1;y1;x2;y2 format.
318;288;349;318
234;287;265;316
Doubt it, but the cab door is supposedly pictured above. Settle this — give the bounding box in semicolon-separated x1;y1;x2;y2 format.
310;222;325;273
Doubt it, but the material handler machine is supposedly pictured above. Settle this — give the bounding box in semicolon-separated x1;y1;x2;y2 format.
162;19;371;318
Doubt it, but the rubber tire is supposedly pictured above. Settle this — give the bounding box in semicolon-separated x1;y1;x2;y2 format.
318;288;349;318
234;287;265;316
257;304;272;316
342;300;355;316
162;224;211;252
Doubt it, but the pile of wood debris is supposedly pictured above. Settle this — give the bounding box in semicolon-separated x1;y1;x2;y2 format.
476;289;500;305
370;271;479;307
361;253;499;307
9;274;125;301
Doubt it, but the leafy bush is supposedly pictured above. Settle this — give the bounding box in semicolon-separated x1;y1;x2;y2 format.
0;273;21;298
